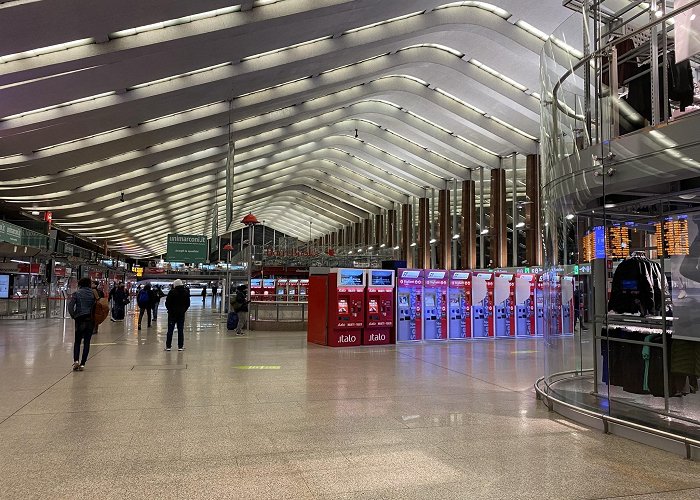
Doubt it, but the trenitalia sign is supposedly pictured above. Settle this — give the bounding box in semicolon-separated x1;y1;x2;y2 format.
166;234;208;263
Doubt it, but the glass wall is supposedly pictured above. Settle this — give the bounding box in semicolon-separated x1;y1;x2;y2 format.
540;2;700;440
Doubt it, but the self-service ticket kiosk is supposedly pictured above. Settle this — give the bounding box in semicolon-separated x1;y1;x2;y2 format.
307;268;365;347
448;271;471;339
363;269;394;345
288;279;299;301
561;276;575;336
276;279;288;301
514;274;536;337
423;270;448;341
262;279;276;301
299;279;309;302
494;273;515;338
535;274;545;336
395;269;423;343
250;279;262;301
471;272;494;338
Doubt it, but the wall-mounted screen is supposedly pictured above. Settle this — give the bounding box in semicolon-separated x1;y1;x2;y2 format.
370;270;394;286
338;269;365;286
0;275;9;299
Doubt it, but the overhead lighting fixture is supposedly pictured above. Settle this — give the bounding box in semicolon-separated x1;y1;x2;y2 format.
604;203;616;209
452;234;460;239
429;238;437;244
679;194;697;200
348;250;353;254
379;243;386;248
0;37;95;65
357;248;363;252
393;245;400;250
566;214;575;220
480;229;489;235
367;246;374;250
410;242;417;247
31;211;40;216
515;222;525;228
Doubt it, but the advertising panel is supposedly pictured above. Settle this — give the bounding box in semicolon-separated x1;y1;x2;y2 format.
166;234;208;263
0;275;9;299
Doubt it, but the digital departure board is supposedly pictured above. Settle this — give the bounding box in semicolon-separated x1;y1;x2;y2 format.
655;216;690;256
582;226;607;261
607;226;630;259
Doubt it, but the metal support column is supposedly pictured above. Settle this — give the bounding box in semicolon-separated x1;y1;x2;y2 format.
418;197;430;269
438;187;451;270
511;153;518;267
462;179;477;269
479;167;485;269
525;154;542;266
490;166;507;268
401;203;413;267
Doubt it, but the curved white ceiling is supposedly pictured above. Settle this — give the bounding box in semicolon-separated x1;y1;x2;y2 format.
0;0;577;257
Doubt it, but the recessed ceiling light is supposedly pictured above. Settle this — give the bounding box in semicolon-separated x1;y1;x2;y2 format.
516;222;525;228
410;242;417;247
566;214;575;220
31;211;40;215
429;238;437;244
452;234;460;239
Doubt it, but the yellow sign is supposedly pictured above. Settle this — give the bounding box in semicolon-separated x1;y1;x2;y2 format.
135;267;144;277
234;365;281;370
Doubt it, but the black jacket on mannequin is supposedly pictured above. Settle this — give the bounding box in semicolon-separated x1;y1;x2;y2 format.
608;256;663;316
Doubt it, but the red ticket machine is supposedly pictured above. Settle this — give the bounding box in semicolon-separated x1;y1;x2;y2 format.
298;279;309;302
363;269;395;345
276;279;288;301
423;270;448;341
262;278;276;301
448;271;471;339
287;279;299;301
250;279;262;301
471;272;494;338
307;268;365;347
395;269;423;343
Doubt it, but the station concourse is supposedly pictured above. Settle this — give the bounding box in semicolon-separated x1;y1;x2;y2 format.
2;1;700;498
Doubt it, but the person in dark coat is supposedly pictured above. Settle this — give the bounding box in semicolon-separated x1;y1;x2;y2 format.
165;279;190;351
151;285;165;322
231;284;250;335
68;278;97;371
137;283;154;330
111;283;129;321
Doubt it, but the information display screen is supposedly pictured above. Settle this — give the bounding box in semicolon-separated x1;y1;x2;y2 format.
655;216;690;256
339;269;364;286
0;275;9;299
250;279;262;287
607;226;630;259
263;279;275;287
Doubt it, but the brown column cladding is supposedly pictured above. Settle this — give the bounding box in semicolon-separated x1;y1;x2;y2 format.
438;189;451;270
417;197;430;269
401;203;413;267
490;169;507;267
461;180;477;269
346;224;353;246
375;214;385;246
525;154;542;266
330;232;336;247
337;229;343;247
354;222;362;246
387;210;397;247
363;219;371;246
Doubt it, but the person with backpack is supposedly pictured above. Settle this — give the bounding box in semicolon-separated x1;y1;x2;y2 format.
137;283;154;330
165;279;190;351
151;284;165;322
67;278;97;371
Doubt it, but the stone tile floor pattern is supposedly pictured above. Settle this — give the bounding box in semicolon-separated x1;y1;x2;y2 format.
1;302;699;499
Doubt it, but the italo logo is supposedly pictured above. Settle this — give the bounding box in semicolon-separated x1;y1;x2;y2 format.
338;335;357;343
368;333;386;342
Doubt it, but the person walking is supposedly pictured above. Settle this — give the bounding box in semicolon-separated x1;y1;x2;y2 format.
165;279;190;351
137;283;155;330
67;278;97;371
231;284;250;336
151;285;165;322
111;283;129;321
201;284;207;303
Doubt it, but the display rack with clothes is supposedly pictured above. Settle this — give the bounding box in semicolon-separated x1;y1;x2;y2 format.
608;254;664;316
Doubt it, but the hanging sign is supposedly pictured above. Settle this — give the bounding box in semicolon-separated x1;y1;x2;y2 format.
166;234;208;263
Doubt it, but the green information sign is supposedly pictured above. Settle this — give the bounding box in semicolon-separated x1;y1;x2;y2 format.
166;234;208;263
0;220;23;245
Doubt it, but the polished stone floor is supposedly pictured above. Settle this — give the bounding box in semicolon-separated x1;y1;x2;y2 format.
1;302;700;499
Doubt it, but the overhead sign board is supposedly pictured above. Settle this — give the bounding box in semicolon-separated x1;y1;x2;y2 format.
0;221;23;245
166;234;208;263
